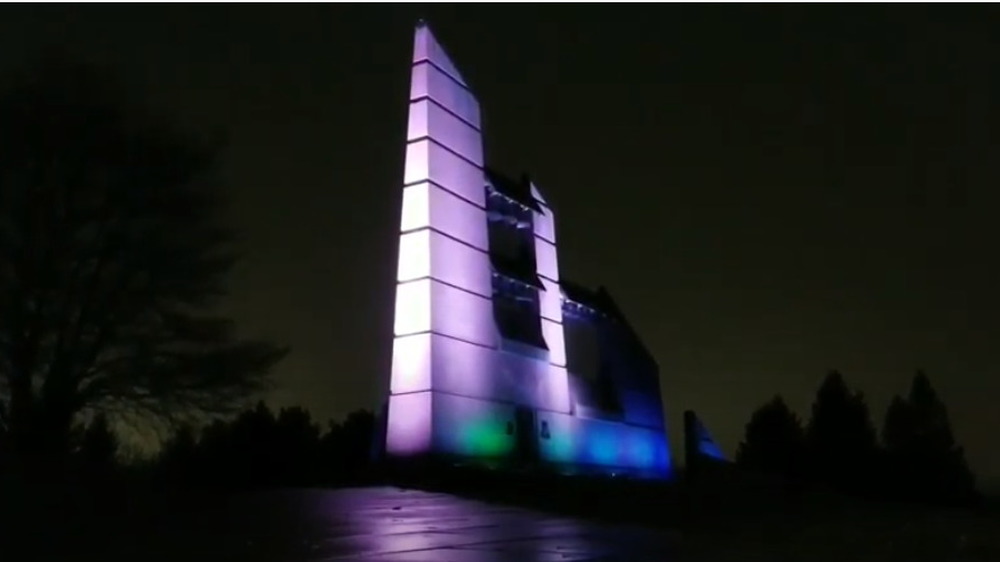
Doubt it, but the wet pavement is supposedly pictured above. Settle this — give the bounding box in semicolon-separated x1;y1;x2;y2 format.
122;486;678;561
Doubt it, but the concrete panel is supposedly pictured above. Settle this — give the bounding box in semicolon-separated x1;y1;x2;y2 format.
430;279;496;348
390;333;433;394
386;391;433;456
410;62;481;128
429;229;492;299
404;139;485;207
408;98;483;165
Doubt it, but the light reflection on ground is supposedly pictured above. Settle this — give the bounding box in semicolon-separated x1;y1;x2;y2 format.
110;487;677;561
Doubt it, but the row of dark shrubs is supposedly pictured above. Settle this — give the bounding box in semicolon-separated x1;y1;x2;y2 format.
1;370;983;514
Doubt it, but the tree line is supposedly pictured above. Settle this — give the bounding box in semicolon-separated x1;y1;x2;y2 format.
736;370;978;507
68;402;378;489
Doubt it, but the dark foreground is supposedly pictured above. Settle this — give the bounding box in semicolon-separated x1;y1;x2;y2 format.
3;477;999;561
5;486;676;562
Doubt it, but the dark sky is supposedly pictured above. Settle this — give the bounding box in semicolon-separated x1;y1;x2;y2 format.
1;5;998;486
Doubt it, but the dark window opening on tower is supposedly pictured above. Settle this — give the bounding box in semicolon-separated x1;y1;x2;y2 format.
563;314;600;382
486;181;547;351
492;276;547;350
486;189;535;268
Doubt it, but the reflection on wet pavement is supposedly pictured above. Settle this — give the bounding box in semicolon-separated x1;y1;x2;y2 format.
119;486;677;561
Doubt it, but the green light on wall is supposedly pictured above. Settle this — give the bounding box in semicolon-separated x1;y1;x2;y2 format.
460;418;513;457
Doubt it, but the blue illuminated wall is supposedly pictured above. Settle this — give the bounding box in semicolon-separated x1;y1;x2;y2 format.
684;410;728;469
557;284;672;477
537;412;671;477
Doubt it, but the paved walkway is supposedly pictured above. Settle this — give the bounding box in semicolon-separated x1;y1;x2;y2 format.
123;487;677;561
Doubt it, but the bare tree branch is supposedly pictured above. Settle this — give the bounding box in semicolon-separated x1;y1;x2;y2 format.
0;56;288;456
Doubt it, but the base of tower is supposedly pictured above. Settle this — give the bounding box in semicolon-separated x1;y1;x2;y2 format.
380;450;673;483
379;455;681;530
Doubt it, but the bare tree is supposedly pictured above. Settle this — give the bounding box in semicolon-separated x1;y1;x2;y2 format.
0;58;288;458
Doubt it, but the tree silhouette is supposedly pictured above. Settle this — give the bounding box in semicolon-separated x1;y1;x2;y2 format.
805;371;879;494
149;403;377;489
158;423;199;485
75;413;119;481
341;409;377;466
882;371;977;505
78;413;118;460
736;395;806;480
322;409;377;479
272;406;322;485
0;58;288;460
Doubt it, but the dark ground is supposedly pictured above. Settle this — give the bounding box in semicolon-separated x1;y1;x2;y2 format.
2;469;999;561
4;485;676;562
391;465;1000;561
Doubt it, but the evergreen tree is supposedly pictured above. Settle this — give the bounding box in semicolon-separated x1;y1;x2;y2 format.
806;370;879;494
882;371;977;505
736;395;806;480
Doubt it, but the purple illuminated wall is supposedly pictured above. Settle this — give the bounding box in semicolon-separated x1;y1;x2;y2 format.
386;23;671;478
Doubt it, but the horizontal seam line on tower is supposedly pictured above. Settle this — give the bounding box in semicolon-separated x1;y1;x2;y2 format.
407;134;482;170
397;274;492;301
396;324;566;367
412;58;472;94
389;387;575;415
393;329;496;351
409;95;481;132
399;225;489;256
533;230;556;245
402;179;486;210
538;272;559;285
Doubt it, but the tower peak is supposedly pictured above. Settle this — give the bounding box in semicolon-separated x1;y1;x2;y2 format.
412;22;468;87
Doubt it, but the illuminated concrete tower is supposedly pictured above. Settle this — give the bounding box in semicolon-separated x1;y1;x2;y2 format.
385;23;671;478
387;21;569;458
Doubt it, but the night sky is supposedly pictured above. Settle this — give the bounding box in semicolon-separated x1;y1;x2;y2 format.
1;6;997;486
